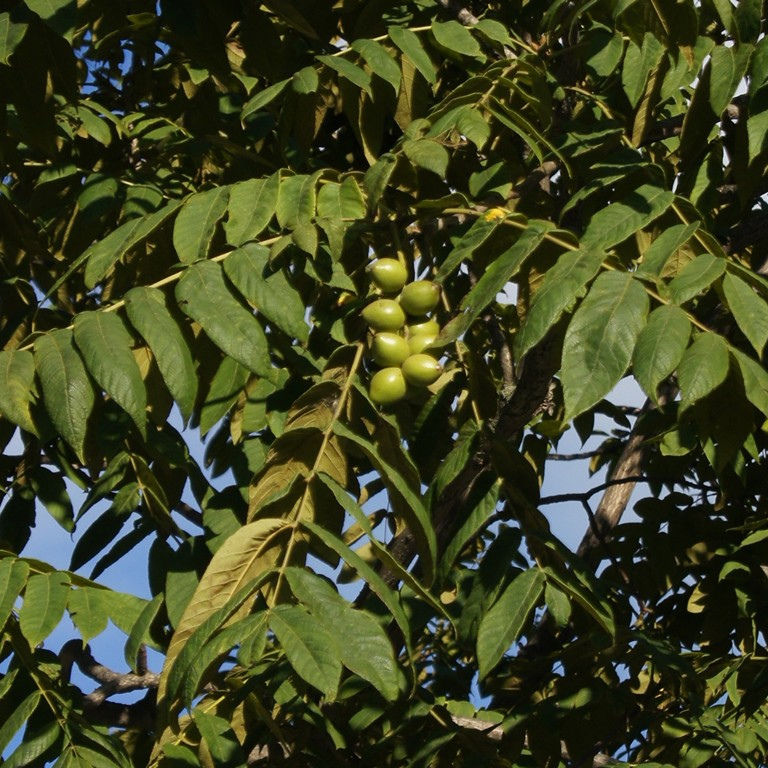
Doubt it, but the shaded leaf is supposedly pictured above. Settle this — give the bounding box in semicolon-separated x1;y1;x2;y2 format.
224;173;279;247
34;329;96;462
124;287;198;419
173;187;230;264
73;311;147;436
477;568;544;677
176;260;272;378
0;350;38;435
562;272;649;420
723;272;768;356
678;332;730;411
633;304;691;401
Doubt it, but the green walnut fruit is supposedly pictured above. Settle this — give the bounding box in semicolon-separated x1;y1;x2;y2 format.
399;280;441;316
408;333;437;355
407;317;440;338
370;333;410;367
369;367;407;405
369;258;408;293
362;299;406;331
402;354;443;386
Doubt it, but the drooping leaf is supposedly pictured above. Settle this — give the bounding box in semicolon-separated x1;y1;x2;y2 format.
562;272;649;420
0;13;28;65
351;39;401;94
157;519;289;710
19;571;70;647
722;272;768;356
173;186;230;264
0;350;38;435
431;20;483;59
224;244;309;342
29;467;74;531
581;184;675;251
34;329;96;462
175;260;272;379
284;567;400;700
73;311;147;436
678;332;730;411
389;26;437;83
124;287;198;419
458;220;553;322
0;691;42;757
403;138;449;178
633;304;691;401
333;420;436;584
67;586;109;643
269;604;343;697
317;55;372;94
477;568;544;678
0;558;29;631
668;253;725;305
83;199;184;289
514;248;606;359
224;173;279;247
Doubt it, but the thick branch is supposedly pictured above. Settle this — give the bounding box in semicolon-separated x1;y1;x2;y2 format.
59;640;160;709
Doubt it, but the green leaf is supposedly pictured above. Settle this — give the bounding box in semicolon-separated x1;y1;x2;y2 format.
0;13;28;65
124;287;198;419
224;244;310;342
732;348;768;417
668;254;725;304
198;356;249;436
192;710;245;768
73;311;147;436
514;248;605;359
4;720;60;768
352;39;401;94
709;44;752;115
633;305;691;401
332;421;436;584
83;199;184;289
638;222;700;276
678;332;730;411
403;138;448;178
157;519;288;711
431;20;482;59
176;260;272;379
456;106;491;149
477;568;544;677
276;172;319;254
0;350;38;435
269;604;342;697
0;558;29;631
34;329;97;462
622;33;664;107
291;65;319;94
562;272;649;420
389;26;437;83
24;0;76;39
67;587;109;643
581;184;675;250
722;272;768;356
19;571;70;647
317;55;372;94
241;78;290;121
173;187;230;264
284;568;400;701
435;216;499;282
299;519;412;653
316;177;366;221
224;173;279;246
459;220;553;317
0;691;42;756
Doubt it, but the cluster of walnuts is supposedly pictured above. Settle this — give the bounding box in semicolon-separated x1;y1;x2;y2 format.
361;259;443;405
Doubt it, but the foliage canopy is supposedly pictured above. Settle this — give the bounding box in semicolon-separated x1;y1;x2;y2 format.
1;0;768;765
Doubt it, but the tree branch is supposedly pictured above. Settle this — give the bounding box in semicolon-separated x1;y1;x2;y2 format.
436;0;479;26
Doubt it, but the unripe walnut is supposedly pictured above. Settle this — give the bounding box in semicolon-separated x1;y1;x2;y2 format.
370;333;410;367
361;299;406;331
399;281;441;316
369;367;407;404
402;354;442;386
369;259;408;293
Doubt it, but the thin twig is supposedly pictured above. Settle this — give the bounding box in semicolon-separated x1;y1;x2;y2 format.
539;475;648;506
